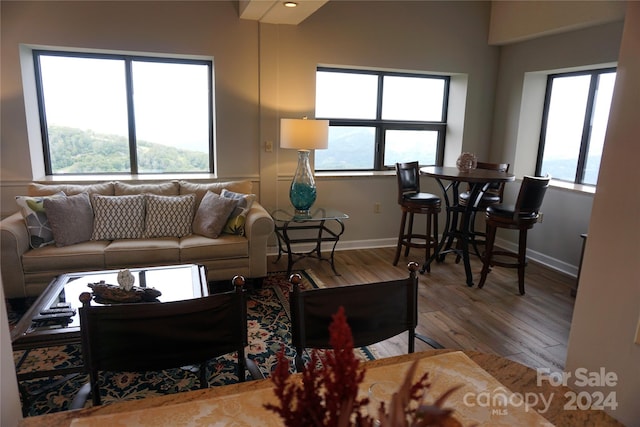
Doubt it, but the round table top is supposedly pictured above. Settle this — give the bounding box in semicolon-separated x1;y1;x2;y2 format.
420;166;515;183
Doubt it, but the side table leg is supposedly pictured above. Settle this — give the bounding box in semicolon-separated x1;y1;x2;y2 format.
329;219;345;276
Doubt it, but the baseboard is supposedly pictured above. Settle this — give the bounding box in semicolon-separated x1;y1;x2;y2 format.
493;237;578;278
267;236;579;279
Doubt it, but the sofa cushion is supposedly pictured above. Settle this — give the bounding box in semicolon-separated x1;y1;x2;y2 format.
22;240;108;273
144;194;195;238
44;192;94;247
220;189;256;236
180;234;248;261
179;180;252;209
28;182;114;197
104;238;180;268
92;195;146;240
192;191;238;239
15;192;66;248
115;181;179;196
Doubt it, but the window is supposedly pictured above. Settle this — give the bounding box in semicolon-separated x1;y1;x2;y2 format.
34;50;213;175
314;68;449;171
536;68;616;186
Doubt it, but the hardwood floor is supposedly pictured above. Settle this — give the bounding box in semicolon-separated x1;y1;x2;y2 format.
267;246;576;372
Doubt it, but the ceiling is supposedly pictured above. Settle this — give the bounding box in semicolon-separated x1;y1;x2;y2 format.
239;0;329;25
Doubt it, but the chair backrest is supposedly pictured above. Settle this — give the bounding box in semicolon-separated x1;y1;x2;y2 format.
78;277;248;406
395;161;421;204
290;263;419;372
514;175;551;217
475;161;510;196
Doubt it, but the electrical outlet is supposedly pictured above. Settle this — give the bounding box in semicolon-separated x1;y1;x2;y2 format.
265;140;273;152
374;202;381;214
538;212;544;223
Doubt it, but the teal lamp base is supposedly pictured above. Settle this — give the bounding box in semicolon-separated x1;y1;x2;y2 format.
290;150;317;216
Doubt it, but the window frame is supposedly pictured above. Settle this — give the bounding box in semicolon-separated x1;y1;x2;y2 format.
33;49;214;176
535;67;616;185
315;67;449;172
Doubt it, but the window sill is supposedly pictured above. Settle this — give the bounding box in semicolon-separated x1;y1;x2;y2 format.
315;170;396;179
34;173;218;183
549;179;596;195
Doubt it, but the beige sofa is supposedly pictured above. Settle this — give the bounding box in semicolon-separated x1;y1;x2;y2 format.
1;180;274;299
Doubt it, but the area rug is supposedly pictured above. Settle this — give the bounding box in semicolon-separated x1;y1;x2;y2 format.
11;270;378;417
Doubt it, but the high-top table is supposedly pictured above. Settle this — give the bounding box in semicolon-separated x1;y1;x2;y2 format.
420;166;515;287
17;350;624;427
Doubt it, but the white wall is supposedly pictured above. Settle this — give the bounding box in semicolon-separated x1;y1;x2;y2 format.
566;3;640;425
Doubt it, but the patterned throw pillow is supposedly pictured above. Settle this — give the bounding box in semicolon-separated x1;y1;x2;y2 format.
220;189;256;236
91;195;146;240
15;192;66;248
144;194;195;238
192;191;238;239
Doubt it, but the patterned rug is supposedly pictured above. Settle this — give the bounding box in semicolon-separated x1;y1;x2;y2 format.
11;270;378;417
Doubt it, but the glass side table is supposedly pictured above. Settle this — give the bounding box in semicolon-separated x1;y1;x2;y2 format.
270;207;349;277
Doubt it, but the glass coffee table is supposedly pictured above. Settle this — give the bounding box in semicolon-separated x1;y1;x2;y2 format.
12;264;208;379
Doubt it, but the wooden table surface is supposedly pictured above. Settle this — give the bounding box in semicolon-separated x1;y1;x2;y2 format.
18;349;625;427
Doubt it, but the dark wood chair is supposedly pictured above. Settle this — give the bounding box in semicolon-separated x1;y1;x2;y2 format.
457;161;510;257
289;262;441;372
393;161;441;271
478;175;551;295
73;276;261;407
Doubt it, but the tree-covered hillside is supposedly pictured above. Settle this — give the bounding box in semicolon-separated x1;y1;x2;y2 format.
48;126;209;173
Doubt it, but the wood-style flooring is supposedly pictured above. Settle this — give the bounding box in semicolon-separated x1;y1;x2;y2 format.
267;246;576;372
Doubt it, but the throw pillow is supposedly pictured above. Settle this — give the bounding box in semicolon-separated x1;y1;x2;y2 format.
192;191;238;239
91;195;146;240
15;192;66;248
179;180;253;209
220;189;256;236
144;194;195;238
44;193;94;247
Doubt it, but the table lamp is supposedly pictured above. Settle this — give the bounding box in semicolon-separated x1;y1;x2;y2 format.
280;117;329;216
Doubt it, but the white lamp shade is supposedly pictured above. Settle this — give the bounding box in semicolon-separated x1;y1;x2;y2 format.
280;118;329;150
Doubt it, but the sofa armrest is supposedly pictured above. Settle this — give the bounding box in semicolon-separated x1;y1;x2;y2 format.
244;202;274;278
1;212;29;298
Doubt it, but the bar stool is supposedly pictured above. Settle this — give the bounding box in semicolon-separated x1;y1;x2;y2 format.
478;175;550;295
393;162;441;271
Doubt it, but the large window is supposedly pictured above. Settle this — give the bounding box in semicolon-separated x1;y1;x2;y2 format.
34;51;213;175
314;68;449;171
536;68;616;185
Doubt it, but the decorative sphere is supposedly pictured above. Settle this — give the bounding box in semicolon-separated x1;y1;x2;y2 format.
456;152;477;172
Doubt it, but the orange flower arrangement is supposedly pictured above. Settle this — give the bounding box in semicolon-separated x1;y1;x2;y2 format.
265;306;463;427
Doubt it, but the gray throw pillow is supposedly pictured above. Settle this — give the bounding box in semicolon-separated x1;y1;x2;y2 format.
44;192;94;247
192;191;238;238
